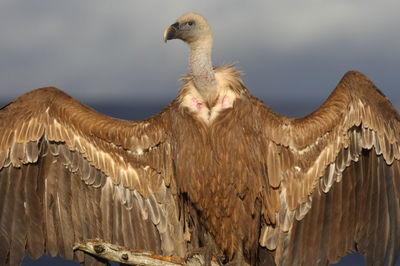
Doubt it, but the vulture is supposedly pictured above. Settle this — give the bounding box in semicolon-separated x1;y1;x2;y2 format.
0;12;400;266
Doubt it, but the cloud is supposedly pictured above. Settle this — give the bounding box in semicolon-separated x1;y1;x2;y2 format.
0;0;399;110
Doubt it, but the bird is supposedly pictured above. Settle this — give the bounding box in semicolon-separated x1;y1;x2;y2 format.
0;11;400;266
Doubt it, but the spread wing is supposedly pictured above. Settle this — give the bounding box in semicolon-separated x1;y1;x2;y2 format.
0;87;195;265
257;71;400;265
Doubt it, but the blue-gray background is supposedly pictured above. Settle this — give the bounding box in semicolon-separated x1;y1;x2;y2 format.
1;0;399;111
2;1;399;265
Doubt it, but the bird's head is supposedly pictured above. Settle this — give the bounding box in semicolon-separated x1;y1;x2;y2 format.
163;12;212;46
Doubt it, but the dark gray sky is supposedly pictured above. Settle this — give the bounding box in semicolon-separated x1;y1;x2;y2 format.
1;0;400;115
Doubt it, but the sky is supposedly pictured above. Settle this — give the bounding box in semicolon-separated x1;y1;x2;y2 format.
2;1;400;265
1;0;400;117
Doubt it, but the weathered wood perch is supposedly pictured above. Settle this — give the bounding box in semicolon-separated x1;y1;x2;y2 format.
73;238;219;266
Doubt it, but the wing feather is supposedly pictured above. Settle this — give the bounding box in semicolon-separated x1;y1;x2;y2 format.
70;167;85;262
0;87;196;264
257;71;400;265
24;164;45;260
0;169;12;265
54;164;74;259
8;167;26;266
43;154;59;257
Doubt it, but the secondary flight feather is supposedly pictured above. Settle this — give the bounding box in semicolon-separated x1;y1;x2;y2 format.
0;12;399;265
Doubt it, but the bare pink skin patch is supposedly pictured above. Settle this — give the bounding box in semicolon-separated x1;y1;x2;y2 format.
180;73;239;125
192;97;203;111
221;95;230;108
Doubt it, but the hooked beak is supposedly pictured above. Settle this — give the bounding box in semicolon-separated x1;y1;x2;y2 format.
163;22;179;43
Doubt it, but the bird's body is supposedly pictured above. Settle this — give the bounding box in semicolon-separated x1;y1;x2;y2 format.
1;12;400;266
175;66;264;263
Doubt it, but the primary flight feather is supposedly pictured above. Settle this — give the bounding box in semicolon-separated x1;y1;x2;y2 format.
0;12;399;265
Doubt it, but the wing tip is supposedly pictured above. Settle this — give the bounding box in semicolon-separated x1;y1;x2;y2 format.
341;70;370;83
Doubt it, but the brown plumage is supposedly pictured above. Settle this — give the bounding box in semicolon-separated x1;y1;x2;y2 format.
1;12;400;266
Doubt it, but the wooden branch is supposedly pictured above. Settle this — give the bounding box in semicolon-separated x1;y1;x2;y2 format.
73;238;219;266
